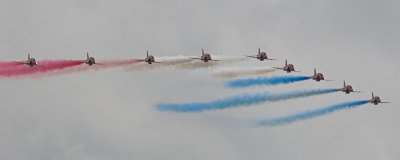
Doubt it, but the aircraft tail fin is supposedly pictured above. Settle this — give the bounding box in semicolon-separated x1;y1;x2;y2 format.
202;49;204;56
372;92;374;98
344;81;346;87
285;59;287;66
258;48;260;54
147;50;149;57
28;54;30;60
87;52;89;59
314;68;316;75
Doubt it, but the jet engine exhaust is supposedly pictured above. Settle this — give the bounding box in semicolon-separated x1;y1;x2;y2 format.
0;60;85;77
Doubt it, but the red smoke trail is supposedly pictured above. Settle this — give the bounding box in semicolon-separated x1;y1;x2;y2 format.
0;60;85;77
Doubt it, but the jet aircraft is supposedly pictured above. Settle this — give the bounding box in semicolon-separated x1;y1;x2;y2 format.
273;59;299;73
19;54;37;67
246;48;275;61
191;49;219;62
140;51;162;64
84;52;98;66
311;68;325;82
369;92;390;105
340;81;360;94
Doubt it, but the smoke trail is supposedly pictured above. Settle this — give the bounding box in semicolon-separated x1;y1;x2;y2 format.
175;56;247;70
226;75;310;88
212;66;277;79
0;60;85;77
175;61;219;69
157;88;340;112
49;59;144;75
103;59;143;66
257;100;369;127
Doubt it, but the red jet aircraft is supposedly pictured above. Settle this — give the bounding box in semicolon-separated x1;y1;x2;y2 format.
84;52;98;66
191;49;220;62
246;48;275;61
19;54;38;67
369;92;390;105
274;59;299;73
340;81;360;94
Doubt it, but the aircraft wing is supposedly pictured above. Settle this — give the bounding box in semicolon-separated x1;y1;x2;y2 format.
381;102;391;103
211;59;221;61
267;58;277;60
272;67;283;70
245;55;258;58
190;57;202;60
17;62;27;64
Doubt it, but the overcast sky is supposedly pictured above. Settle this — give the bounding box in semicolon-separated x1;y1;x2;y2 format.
0;0;399;160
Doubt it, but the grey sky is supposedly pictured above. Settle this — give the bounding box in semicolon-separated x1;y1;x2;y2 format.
0;0;399;160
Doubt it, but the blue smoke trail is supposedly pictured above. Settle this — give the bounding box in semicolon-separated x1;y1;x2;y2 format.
226;75;310;88
257;100;369;127
157;88;340;112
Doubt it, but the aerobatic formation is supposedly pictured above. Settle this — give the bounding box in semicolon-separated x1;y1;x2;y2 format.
0;48;390;127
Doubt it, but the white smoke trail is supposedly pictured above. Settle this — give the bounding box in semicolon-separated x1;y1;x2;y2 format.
212;66;277;79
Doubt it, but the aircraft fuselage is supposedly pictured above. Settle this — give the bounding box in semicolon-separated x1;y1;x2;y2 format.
341;86;354;94
145;55;155;64
26;59;36;67
85;57;96;66
257;52;268;61
370;97;381;105
283;64;295;73
201;54;212;62
312;73;324;82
